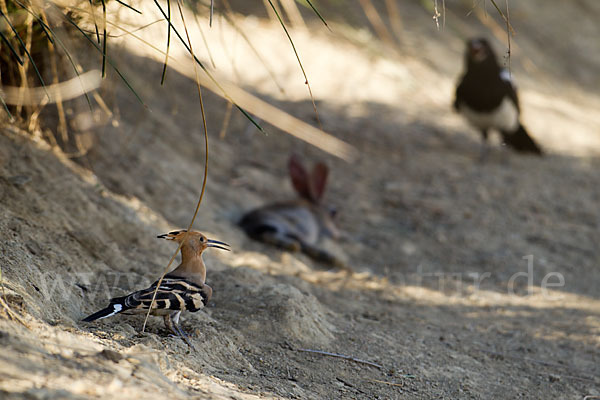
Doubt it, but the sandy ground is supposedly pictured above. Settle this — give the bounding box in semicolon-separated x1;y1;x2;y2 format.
1;1;600;399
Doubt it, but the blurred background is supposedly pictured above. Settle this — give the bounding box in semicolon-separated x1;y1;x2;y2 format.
1;1;599;398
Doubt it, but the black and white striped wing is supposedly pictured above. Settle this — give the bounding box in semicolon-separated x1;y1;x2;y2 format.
124;275;211;313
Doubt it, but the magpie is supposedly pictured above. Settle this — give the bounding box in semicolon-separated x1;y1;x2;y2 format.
454;38;543;157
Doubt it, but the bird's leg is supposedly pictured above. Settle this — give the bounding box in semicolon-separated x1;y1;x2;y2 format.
163;313;176;335
172;324;196;351
171;311;196;350
171;311;185;337
164;312;196;350
478;129;490;162
498;132;512;165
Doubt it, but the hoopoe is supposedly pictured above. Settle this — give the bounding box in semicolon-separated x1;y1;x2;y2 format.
82;230;230;347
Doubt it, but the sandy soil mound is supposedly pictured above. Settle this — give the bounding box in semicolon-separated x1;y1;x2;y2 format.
213;267;337;345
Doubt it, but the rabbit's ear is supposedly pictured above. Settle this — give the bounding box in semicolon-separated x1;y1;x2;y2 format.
310;162;329;201
289;154;312;199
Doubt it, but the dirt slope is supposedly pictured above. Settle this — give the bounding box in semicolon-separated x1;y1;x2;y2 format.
1;1;599;399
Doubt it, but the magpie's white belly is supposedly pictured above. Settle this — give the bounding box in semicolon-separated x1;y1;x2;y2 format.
459;97;519;132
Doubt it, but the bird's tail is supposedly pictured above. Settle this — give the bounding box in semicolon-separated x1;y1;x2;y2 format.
502;124;543;155
82;297;127;322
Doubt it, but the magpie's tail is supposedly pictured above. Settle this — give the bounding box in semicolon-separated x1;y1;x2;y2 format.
502;124;543;155
82;297;127;322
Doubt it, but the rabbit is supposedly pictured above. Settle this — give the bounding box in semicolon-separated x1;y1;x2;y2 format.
239;154;345;268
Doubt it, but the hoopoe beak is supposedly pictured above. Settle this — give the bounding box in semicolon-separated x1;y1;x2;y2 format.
207;239;231;251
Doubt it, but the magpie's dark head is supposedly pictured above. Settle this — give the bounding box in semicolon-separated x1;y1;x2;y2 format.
466;38;494;64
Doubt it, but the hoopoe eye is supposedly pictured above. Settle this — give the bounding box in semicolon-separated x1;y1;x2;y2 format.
199;236;206;242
